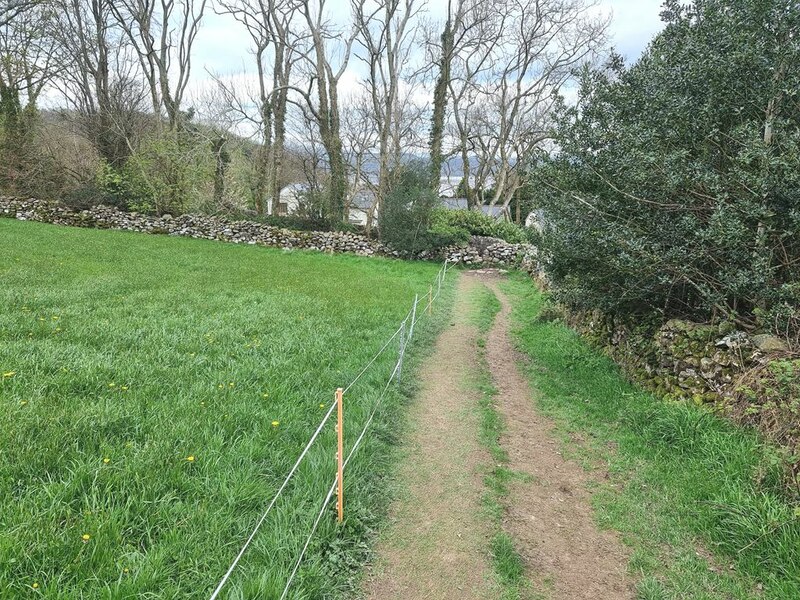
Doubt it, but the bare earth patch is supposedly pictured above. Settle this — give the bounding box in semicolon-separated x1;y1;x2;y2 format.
476;271;635;600
362;274;500;600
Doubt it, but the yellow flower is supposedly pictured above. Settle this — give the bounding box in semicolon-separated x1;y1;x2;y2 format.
228;382;234;387
319;403;325;409
108;383;116;388
103;457;110;464
200;401;206;407
20;400;28;406
121;386;128;391
217;384;224;390
2;371;15;378
271;420;279;427
123;568;129;574
52;316;59;321
186;455;195;462
81;533;91;542
262;393;269;398
32;582;39;590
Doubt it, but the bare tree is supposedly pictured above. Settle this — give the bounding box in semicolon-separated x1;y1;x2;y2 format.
0;2;57;119
109;0;207;131
297;0;357;222
340;89;377;227
216;0;303;214
427;0;492;191
0;1;58;185
352;0;421;210
0;0;41;28
475;0;606;209
446;2;505;207
53;0;147;167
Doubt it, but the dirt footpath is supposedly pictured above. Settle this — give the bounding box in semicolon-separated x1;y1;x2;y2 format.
364;272;634;600
362;275;500;600
477;271;633;600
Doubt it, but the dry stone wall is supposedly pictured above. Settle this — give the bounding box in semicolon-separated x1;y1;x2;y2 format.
570;309;790;405
0;197;536;268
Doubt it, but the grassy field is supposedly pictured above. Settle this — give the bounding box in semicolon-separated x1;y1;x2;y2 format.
503;275;800;600
0;219;450;598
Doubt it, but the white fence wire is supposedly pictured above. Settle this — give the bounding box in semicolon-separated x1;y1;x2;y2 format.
209;260;449;599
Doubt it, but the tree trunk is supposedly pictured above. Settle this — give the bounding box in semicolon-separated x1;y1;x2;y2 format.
429;14;453;190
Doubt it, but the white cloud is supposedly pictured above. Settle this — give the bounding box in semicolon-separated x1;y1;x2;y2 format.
604;0;665;63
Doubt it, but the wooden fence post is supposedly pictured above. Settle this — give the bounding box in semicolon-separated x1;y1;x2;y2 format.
409;294;418;341
336;388;344;523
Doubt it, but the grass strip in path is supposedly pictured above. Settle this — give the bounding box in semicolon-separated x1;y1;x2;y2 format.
502;274;800;600
467;280;537;600
478;272;634;600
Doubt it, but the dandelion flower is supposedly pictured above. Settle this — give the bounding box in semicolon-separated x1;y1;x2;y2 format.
271;420;279;427
200;401;205;407
20;400;28;406
121;386;128;391
81;534;91;542
32;582;39;590
217;384;224;390
228;382;234;387
108;383;116;388
262;393;268;398
103;457;110;464
123;568;129;574
52;316;59;321
319;403;325;409
2;371;15;378
186;455;195;462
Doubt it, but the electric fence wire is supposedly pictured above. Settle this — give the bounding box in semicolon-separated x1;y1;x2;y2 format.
209;261;448;599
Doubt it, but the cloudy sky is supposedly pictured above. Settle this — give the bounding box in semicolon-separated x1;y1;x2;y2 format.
192;0;667;101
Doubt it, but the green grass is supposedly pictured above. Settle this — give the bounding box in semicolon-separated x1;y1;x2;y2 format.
467;283;535;600
502;274;800;600
0;219;453;598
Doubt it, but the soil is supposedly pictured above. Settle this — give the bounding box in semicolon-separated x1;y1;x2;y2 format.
364;271;634;599
362;274;501;599
476;271;634;600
